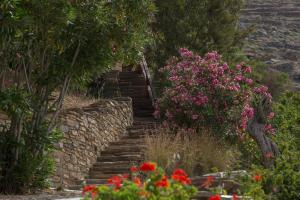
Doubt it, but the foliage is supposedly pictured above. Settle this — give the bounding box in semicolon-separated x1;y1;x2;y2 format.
0;88;62;192
239;138;300;200
143;128;239;176
147;0;247;70
238;92;300;199
273;92;300;147
0;0;155;193
247;59;290;99
82;162;197;200
155;48;274;136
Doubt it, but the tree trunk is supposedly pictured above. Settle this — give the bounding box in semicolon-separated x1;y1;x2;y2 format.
247;119;280;168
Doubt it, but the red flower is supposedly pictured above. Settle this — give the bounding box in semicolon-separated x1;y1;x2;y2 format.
208;194;221;200
130;166;139;173
173;169;188;177
155;175;169;188
171;169;191;185
253;174;262;182
107;175;123;189
122;174;129;179
233;194;239;200
201;176;214;188
133;177;142;187
82;185;97;199
140;162;156;172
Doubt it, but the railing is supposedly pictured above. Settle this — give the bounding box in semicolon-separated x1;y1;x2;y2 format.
140;55;157;107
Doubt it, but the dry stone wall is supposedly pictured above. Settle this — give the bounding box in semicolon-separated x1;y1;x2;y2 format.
53;97;133;187
241;0;300;89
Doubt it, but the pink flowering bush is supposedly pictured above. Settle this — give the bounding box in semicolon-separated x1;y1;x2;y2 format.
155;48;275;137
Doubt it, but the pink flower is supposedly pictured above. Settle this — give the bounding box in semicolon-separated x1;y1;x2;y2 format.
166;110;174;118
236;64;242;70
192;115;199;120
179;48;194;58
267;112;275;119
264;124;276;135
244;66;252;73
242;104;254;119
245;78;253;85
234;75;244;82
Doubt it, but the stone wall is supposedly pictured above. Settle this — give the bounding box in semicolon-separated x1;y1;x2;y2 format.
53;97;133;187
240;0;300;89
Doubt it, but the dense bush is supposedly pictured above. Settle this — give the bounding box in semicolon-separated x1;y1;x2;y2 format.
273;92;300;147
155;48;279;167
237;92;300;199
0;0;155;193
82;162;197;200
156;49;270;133
147;0;247;69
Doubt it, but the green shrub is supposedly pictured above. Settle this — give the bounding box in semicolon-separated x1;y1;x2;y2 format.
241;135;300;200
148;0;247;69
273;92;300;147
239;92;300;199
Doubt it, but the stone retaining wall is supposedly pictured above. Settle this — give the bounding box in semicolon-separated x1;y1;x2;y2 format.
53;97;133;187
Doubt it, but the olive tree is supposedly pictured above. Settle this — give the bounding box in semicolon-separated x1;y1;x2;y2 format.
0;0;155;193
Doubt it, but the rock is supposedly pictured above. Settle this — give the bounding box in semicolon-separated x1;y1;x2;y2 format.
241;0;300;90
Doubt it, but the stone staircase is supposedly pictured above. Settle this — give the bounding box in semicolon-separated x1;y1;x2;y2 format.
82;66;240;199
85;119;159;185
85;65;158;185
240;0;300;88
118;67;155;118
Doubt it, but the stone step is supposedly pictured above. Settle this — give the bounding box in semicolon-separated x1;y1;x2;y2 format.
119;85;149;89
97;154;143;162
85;179;108;185
90;166;131;174
101;146;145;154
120;89;149;96
109;138;145;145
93;161;136;167
89;173;124;179
134;111;154;117
119;71;142;77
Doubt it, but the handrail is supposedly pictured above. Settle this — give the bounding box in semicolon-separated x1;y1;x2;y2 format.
140;55;157;107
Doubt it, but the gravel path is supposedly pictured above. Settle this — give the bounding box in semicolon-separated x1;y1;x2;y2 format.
0;190;81;200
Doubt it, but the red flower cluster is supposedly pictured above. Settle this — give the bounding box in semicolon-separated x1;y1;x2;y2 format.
253;174;262;182
133;177;142;187
130;166;139;173
233;194;239;200
208;194;221;200
201;176;214;188
140;162;156;171
155;175;169;188
208;194;238;200
171;169;191;185
83;185;97;199
107;175;123;189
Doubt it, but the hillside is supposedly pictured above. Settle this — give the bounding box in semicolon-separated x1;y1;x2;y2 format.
241;0;300;89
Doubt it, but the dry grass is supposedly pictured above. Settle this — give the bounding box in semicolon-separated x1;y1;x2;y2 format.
143;128;240;176
51;91;98;110
144;129;181;174
62;94;98;109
